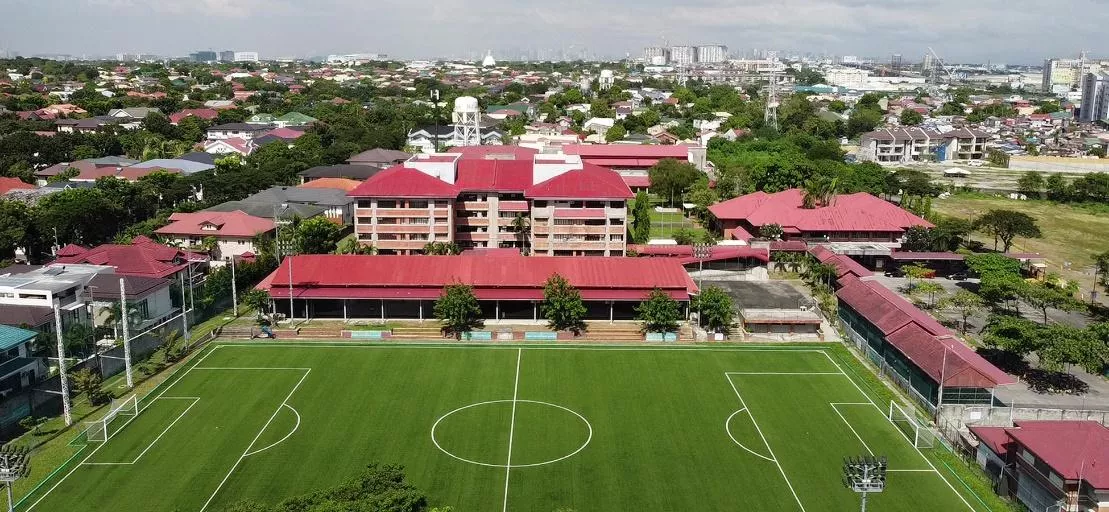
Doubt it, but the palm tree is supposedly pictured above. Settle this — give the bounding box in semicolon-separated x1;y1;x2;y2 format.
801;176;840;208
510;215;531;255
336;237;377;255
99;302;142;340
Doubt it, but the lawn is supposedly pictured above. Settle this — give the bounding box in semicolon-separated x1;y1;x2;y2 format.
646;208;708;240
20;343;991;512
933;194;1109;293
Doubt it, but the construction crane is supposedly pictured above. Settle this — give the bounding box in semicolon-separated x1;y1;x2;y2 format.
926;47;959;99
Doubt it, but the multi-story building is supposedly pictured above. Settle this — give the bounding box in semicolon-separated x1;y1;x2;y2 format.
233;51;259;62
858;127;991;163
0;264;108;333
218;50;234;62
1080;72;1109;123
824;66;871;88
349;152;634;257
669;46;696;67
1042;57;1109;94
696;45;728;64
643;46;669;65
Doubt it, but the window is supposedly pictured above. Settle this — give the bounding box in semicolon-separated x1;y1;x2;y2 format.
533;201;548;208
378;200;397;208
409;200;429;208
357;200;373;208
610;218;624;226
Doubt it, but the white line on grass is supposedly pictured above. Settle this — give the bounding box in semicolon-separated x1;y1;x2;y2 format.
25;346;224;511
829;403;873;456
83;398;200;466
724;409;775;462
244;403;302;457
817;350;978;512
725;374;806;512
725;372;843;375
212;342;832;354
888;469;938;472
199;368;311;512
502;348;522;512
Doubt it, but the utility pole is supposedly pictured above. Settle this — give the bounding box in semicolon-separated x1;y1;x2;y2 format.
118;278;134;389
179;273;190;347
230;254;238;317
52;301;72;427
431;89;441;152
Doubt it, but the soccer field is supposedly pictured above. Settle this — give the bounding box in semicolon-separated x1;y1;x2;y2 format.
22;343;984;511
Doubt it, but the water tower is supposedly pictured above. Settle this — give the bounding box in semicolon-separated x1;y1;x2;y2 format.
599;69;615;91
452;96;481;147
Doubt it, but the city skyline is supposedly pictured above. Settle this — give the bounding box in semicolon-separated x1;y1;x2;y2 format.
0;0;1104;65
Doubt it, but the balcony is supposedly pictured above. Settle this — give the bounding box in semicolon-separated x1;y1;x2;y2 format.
455;216;490;226
458;201;489;211
376;240;433;250
549;225;609;235
455;232;490;242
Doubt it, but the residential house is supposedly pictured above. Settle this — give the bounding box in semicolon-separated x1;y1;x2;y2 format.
52;236;206;282
86;274;177;336
0;178;34;196
273;112;317;128
203;138;255;157
207;185;353;225
169;108;219;125
858;127;992;163
155;211;275;266
299;164;384;184
347;149;412;168
0;325;46;397
0;264;110;334
206;123;270;141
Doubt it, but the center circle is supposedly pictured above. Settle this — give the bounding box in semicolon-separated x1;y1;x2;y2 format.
431;400;592;468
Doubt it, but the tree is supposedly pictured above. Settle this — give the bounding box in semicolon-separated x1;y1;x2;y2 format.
803;262;839;290
510;215;530;255
758;224;783;241
336;237;377;255
1095;251;1109;291
913;281;946;309
241;289;271;319
1017;171;1044;198
636;288;683;333
70;367;111;405
1045;173;1069;200
0;200;32;260
691;286;735;334
1037;324;1109;374
1019;281;1083;324
423;241;460;255
827;100;848;113
630;191;651;244
899;109;924;126
99;301;141;340
672;228;695;245
940;290;985;334
541;273;587;334
648;159;700;207
434;284;483;338
294;216;344;254
900;264;931;291
225;463;430;512
974;209;1042;253
604;124;627;143
845;108;882;138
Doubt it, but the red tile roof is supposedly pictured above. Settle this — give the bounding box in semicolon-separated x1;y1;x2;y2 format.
836;276;1013;388
297;178;362;192
0;177;34;195
525;163;633;199
156;210;274;238
347;166;460;198
53;237;194;278
169;109;219;124
446;145;538;160
810;246;874;280
455;159;533;192
709;189;933;233
258;254;696;301
1007;421;1109;488
968;426;1011;457
621;175;651;188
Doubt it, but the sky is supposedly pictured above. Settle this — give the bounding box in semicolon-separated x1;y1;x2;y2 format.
1;0;1103;64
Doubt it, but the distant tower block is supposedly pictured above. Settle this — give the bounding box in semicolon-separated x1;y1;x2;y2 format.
452;96;481;147
599;69;615;91
482;51;497;68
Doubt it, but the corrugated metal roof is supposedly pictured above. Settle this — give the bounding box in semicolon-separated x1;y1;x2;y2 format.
709;189;932;233
0;325;36;351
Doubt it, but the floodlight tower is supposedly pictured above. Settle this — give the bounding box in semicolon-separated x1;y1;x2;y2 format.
844;455;888;512
0;446;30;512
764;51;780;131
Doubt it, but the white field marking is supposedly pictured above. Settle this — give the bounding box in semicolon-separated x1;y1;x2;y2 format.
211;342;832;354
25;346;223;511
725;372;843;375
430;400;592;468
724;409;775;462
190;367;313;370
725;374;806;512
503;348;522;512
888;469;939;472
82;398;200;466
244;403;301;457
199;368;311;512
817;350;977;512
829;403;873;456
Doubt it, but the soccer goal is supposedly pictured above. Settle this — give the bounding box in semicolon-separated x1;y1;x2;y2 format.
85;395;140;443
888;401;936;448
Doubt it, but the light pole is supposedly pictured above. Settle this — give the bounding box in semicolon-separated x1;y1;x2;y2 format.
230;253;238;317
692;243;713;290
431;89;440;152
0;446;29;512
273;204;294;323
51;300;72;427
118;278;134;389
844;455;887;512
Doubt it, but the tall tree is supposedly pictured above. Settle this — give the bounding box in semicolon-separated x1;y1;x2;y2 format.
294;216;344;254
631;191;651;244
434;284;483;338
1017;171;1044;199
691;286;735;334
648;159;701;207
541;273;587;334
940;290;984;334
510;215;530;255
974;209;1042;253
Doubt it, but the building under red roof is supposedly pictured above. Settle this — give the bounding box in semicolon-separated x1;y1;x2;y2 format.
258;254;697;302
446;145;538;160
348;167;460;198
0;177;34;195
169;108;219;125
156;210;275;238
562;144;694;171
709;189;932;243
349;161;633;200
524;163;633;199
52;236;199;278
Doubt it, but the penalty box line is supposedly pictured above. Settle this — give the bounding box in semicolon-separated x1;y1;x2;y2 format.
82;397;201;467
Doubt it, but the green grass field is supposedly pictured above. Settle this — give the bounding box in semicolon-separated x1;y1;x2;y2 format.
21;343;984;512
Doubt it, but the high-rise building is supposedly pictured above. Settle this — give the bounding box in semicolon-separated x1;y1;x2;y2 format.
696;45;728;64
218;50;234;62
233;51;260;62
190;51;217;62
1043;58;1084;93
643;46;669;65
921;54;935;73
1080;72;1109;123
669;46;696;66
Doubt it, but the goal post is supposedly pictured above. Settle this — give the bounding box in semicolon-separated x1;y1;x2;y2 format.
84;395;140;443
888;401;935;448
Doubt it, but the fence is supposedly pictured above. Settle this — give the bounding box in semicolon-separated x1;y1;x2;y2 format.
840;322;938;416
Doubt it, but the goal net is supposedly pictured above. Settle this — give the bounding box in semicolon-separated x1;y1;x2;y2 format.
85;395;140;443
888;401;936;448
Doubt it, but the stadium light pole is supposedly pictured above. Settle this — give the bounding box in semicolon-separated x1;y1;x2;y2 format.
0;446;30;512
844;455;887;512
51;300;72;427
230;253;238;317
118;278;134;389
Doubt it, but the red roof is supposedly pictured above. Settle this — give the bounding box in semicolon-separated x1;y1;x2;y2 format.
835;277;1013;388
563;144;691;159
889;252;965;261
156;210;274;238
629;245;770;264
455;159;533;192
0;177;34;195
261;127;305;140
810;246;874;280
709;189;933;233
169;109;219;124
525;163;633;199
347;166;460;198
52;237;193;278
972;422;1109;489
621;175;651;188
258;254;696;301
585;158;662;168
298;178;362;192
968;426;1011;457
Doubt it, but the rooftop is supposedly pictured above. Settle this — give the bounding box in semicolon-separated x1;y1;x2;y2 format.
709;189;933;233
